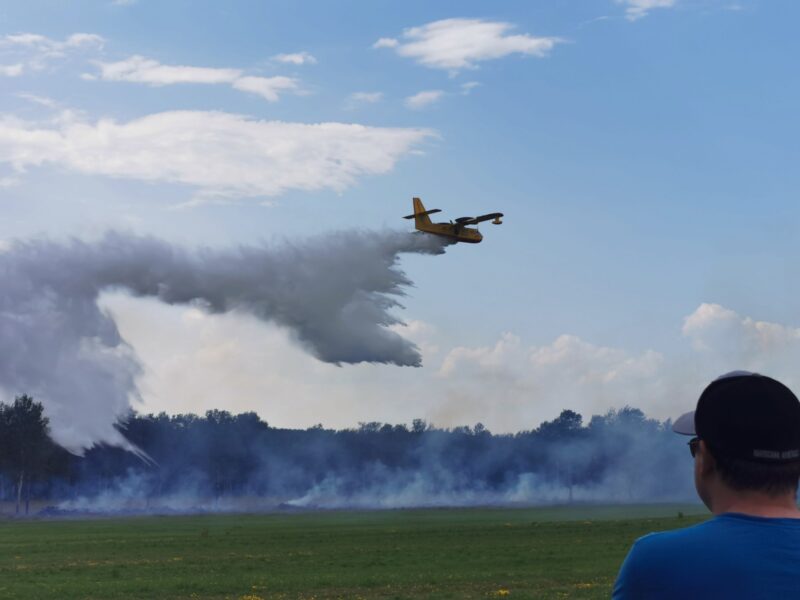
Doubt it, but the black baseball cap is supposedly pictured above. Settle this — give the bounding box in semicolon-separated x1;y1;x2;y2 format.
673;371;800;463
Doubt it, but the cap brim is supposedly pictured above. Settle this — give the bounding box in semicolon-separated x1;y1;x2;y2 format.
672;411;696;435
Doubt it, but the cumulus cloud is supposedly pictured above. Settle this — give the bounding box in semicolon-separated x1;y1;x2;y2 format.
617;0;677;20
389;319;441;358
682;303;800;379
375;18;561;71
405;90;444;110
272;51;317;65
86;55;300;102
0;110;434;200
437;332;665;429
433;303;800;430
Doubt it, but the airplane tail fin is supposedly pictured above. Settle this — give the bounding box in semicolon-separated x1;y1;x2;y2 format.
413;198;431;226
403;198;441;227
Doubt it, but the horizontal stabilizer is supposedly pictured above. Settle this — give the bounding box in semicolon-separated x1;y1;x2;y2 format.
454;216;474;224
403;209;442;219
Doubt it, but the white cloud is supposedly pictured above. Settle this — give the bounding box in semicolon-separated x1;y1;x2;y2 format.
389;319;440;357
434;303;800;430
16;92;58;107
376;18;561;71
432;328;672;431
405;90;444;110
1;32;103;52
0;32;103;71
64;34;105;48
90;55;241;85
617;0;677;20
1;34;47;47
438;333;664;428
460;81;480;95
439;332;526;377
528;335;663;387
346;91;384;110
272;51;317;65
111;0;138;5
372;37;399;49
230;75;298;101
0;64;23;77
349;91;383;104
0;110;434;200
682;303;800;377
88;55;300;102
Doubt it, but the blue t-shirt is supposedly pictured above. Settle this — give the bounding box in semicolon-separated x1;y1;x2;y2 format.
613;513;800;599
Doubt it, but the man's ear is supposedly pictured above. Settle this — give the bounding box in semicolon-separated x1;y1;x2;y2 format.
698;440;717;476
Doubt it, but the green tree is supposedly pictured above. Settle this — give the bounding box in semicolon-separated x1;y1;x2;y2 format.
0;395;52;515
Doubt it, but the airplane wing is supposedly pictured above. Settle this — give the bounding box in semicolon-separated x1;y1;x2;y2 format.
403;209;442;219
456;213;503;225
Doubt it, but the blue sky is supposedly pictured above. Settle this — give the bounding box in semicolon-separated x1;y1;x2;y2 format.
1;0;799;434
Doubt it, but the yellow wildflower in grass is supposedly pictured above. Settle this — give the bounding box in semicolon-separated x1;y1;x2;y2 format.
492;589;511;596
575;583;596;589
240;595;264;600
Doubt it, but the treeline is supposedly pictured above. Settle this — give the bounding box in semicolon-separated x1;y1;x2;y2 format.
0;396;695;514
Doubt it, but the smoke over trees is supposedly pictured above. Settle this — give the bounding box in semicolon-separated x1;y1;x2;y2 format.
0;398;695;514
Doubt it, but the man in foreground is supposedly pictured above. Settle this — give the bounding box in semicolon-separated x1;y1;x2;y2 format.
613;371;800;598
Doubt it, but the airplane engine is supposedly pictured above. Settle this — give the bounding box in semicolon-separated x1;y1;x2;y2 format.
492;217;503;225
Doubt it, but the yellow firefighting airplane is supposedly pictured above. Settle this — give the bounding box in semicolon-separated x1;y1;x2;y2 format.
403;197;503;244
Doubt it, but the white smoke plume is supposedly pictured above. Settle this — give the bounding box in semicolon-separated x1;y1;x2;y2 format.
0;230;450;454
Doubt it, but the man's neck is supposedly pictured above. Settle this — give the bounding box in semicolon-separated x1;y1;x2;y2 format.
712;490;800;518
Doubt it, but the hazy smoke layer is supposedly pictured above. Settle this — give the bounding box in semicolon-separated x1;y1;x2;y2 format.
0;230;449;453
40;408;695;515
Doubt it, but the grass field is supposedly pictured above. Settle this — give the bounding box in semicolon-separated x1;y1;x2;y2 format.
0;504;707;599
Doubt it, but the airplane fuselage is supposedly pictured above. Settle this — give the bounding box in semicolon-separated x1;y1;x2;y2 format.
416;222;483;243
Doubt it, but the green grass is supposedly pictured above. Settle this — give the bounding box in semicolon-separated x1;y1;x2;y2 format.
0;504;708;599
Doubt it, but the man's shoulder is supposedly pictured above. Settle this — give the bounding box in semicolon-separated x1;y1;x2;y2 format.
614;518;742;598
615;514;800;599
632;518;717;555
613;521;715;598
634;513;800;556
